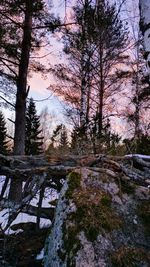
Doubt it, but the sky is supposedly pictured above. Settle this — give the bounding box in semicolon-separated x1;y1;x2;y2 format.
1;0;67;121
0;0;142;137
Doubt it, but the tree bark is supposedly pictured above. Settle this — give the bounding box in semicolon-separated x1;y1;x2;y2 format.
36;185;45;230
139;0;150;79
97;0;104;137
9;0;33;202
80;0;90;134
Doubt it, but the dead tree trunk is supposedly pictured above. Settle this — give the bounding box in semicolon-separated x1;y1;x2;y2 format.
36;185;45;230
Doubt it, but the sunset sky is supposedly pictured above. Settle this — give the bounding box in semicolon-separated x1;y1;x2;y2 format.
1;0;141;137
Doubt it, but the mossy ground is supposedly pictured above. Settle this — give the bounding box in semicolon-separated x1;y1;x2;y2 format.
111;246;150;267
119;179;136;195
70;187;122;241
60;171;122;266
65;171;81;199
137;200;150;236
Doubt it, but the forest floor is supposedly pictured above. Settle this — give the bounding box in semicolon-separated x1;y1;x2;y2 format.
0;153;149;266
0;226;49;266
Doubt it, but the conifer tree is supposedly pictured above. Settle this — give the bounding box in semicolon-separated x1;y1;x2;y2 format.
0;111;8;155
25;98;43;155
50;124;68;149
50;0;128;137
60;125;68;148
0;0;59;201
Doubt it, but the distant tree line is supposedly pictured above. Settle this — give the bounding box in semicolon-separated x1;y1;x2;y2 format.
0;97;149;156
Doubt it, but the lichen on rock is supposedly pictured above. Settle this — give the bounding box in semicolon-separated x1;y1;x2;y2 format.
44;166;150;267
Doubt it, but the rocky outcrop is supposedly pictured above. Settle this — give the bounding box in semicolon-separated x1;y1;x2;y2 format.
44;156;150;267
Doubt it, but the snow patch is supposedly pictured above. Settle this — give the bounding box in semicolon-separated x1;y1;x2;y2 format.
0;178;55;234
125;154;150;159
36;248;44;260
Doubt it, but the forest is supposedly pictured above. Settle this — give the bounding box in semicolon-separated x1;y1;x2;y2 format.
0;0;150;266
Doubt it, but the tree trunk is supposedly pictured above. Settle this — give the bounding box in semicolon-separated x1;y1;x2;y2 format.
98;35;104;136
98;57;104;136
36;185;45;230
139;0;150;79
80;75;87;132
96;0;104;137
9;0;33;202
80;0;90;134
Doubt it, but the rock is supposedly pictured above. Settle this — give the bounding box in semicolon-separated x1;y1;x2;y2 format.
44;167;150;267
112;195;122;205
135;186;149;200
76;232;95;267
145;179;150;185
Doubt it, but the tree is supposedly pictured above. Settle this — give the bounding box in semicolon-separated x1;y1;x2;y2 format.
50;0;128;139
0;0;59;201
124;42;150;143
92;0;128;136
48;124;69;153
40;107;58;151
0;0;58;155
25;98;43;155
59;125;68;148
0;111;9;155
139;0;150;80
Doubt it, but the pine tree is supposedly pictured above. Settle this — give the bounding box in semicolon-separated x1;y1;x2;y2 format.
0;1;59;201
50;0;128;137
25;98;43;155
60;125;68;148
0;111;8;155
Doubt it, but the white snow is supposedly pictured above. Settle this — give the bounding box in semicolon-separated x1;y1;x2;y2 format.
125;154;150;159
0;209;51;234
0;176;58;234
0;176;10;198
36;248;44;260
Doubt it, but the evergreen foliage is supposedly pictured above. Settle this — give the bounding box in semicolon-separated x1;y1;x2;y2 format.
60;125;68;148
124;134;150;155
25;98;43;155
48;124;69;153
0;111;8;155
136;135;150;155
49;0;128;148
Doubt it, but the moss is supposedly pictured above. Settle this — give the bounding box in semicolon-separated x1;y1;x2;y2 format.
58;224;81;267
60;172;122;265
65;225;81;267
138;200;150;236
58;171;81;265
111;246;149;267
65;187;122;248
65;171;81;199
119;179;136;195
73;188;122;241
101;194;112;207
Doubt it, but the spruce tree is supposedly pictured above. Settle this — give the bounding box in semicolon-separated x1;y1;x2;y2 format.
25;98;43;155
0;111;8;155
60;125;68;148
